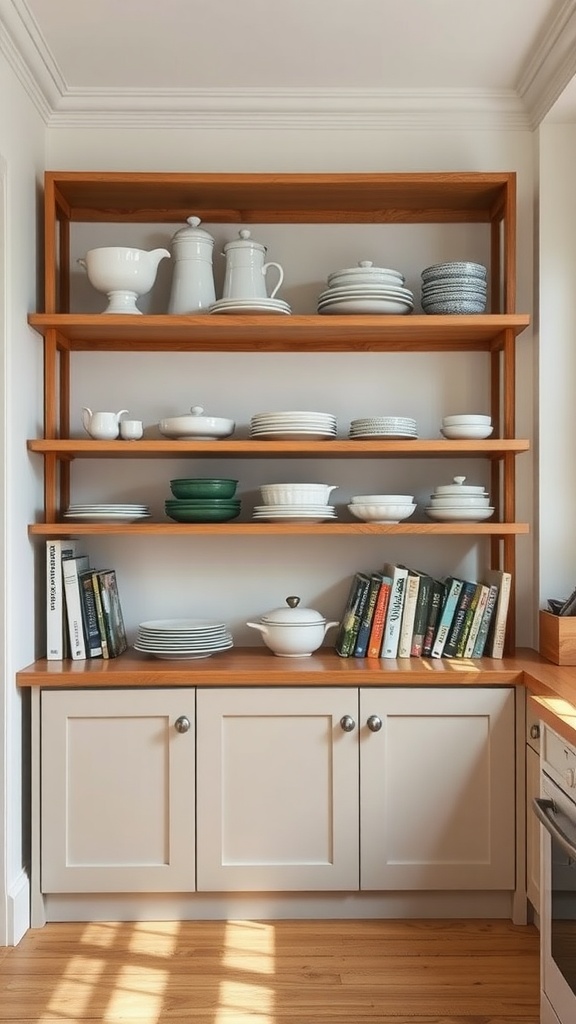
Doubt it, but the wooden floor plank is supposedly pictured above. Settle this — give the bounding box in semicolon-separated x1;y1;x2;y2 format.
0;919;540;1024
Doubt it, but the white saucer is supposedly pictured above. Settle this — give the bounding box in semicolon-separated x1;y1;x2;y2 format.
209;297;291;315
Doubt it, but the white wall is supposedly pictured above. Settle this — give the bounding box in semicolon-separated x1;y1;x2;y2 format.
0;52;45;943
537;122;576;611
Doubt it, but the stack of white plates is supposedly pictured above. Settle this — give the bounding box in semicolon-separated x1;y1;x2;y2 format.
317;264;413;316
64;503;151;522
209;297;291;315
134;618;234;660
253;504;337;523
349;417;418;440
250;410;337;440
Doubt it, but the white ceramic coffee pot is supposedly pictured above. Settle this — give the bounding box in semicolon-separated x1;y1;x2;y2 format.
222;229;284;300
82;408;129;440
167;216;216;314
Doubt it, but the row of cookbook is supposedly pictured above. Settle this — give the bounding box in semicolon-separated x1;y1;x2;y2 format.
46;539;128;660
335;563;512;660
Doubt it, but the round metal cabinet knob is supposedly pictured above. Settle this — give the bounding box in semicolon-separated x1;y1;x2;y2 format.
340;715;356;732
529;724;540;740
174;715;191;734
367;715;383;732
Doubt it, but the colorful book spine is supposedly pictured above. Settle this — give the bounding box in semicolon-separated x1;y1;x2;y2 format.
91;570;109;658
367;576;392;657
471;582;500;658
422;579;445;657
46;539;77;660
397;570;421;658
431;577;464;659
78;569;103;658
380;564;409;659
410;573;433;657
335;573;371;657
461;584;490;658
484;569;513;658
95;569;128;658
62;554;90;660
353;573;384;658
443;579;478;658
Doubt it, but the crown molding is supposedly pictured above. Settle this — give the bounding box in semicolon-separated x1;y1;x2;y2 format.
516;0;576;127
0;0;64;121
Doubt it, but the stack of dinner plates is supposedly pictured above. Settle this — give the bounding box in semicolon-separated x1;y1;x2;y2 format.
209;297;291;315
252;504;337;523
349;416;418;440
134;618;234;660
250;410;337;440
64;503;151;523
317;264;413;316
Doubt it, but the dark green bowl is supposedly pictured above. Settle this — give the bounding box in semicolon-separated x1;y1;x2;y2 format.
169;478;238;500
165;505;241;523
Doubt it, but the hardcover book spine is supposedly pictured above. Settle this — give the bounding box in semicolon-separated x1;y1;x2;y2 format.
410;574;433;657
462;584;490;658
335;573;371;657
431;578;464;659
443;580;477;658
78;570;103;658
91;571;109;658
397;572;420;658
367;577;392;657
353;574;383;658
485;570;512;658
471;583;500;658
62;554;90;660
96;569;128;658
46;539;77;660
422;580;445;658
380;565;408;659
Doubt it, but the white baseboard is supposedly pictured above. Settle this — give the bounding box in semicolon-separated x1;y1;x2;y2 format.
7;870;30;945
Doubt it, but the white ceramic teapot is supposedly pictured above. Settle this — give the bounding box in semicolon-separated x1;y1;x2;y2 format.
82;408;129;440
222;229;284;300
167;216;216;314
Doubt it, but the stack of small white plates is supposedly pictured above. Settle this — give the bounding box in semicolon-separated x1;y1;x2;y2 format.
134;618;234;660
349;416;418;440
250;410;337;440
64;503;151;523
317;264;413;316
253;504;337;523
209;297;291;315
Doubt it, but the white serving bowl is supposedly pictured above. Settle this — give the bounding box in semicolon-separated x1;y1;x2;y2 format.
442;413;492;426
158;405;235;440
78;246;170;313
348;502;416;523
260;483;338;506
425;506;494;522
350;494;414;504
441;425;493;440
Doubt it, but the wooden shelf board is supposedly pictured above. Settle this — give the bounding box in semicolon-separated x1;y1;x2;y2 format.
28;522;529;537
48;170;516;223
16;645;547;689
28;313;531;351
27;438;531;459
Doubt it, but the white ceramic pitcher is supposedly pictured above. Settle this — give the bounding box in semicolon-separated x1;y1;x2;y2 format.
222;229;284;300
168;216;216;314
82;408;129;440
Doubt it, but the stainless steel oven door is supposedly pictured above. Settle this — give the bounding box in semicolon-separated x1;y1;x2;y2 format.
535;773;576;1024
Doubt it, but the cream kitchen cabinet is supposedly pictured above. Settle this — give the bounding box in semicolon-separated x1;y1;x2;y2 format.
526;703;541;914
40;688;196;893
196;685;515;893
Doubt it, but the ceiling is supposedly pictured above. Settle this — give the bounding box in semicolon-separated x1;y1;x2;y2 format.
1;0;576;128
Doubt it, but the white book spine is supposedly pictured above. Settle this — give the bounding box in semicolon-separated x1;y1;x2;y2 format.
46;539;76;660
381;567;408;659
62;555;90;660
397;575;420;658
463;584;490;658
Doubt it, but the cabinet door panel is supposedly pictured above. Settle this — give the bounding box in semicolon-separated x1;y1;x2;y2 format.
526;743;540;912
360;687;515;890
196;687;359;891
41;689;195;892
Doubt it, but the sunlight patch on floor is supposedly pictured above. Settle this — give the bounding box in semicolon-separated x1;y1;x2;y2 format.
221;920;276;973
79;921;123;948
39;955;105;1019
103;965;167;1022
128;920;181;956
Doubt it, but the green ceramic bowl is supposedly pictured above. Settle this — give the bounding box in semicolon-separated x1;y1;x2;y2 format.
169;478;238;500
165;504;241;523
165;499;240;509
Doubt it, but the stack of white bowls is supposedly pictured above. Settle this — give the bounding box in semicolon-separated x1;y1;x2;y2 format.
421;261;487;315
317;260;414;315
441;413;493;440
349;416;417;439
348;494;416;524
253;483;338;523
426;476;494;522
250;410;337;440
